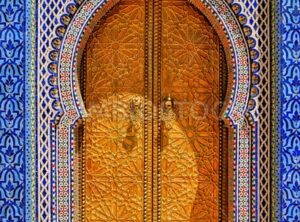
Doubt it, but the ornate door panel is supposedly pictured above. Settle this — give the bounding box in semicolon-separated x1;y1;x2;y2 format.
78;1;146;221
77;0;228;221
160;1;222;221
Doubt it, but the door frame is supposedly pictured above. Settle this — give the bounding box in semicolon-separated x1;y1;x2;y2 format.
44;0;257;221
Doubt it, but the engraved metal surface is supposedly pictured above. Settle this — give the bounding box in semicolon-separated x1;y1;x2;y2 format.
79;1;229;221
83;1;146;220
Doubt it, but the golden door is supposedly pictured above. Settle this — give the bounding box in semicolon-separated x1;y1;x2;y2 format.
75;0;229;221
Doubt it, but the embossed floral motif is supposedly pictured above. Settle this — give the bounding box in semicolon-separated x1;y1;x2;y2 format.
86;2;145;106
179;117;218;153
161;121;199;221
160;1;221;221
85;95;144;221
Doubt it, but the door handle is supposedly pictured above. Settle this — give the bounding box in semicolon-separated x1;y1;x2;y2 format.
130;96;143;123
162;95;176;123
122;96;143;151
129;95;144;131
161;95;176;148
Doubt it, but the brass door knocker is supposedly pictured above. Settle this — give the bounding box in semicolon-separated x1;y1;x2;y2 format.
162;95;176;125
162;95;176;147
129;96;143;125
123;96;143;151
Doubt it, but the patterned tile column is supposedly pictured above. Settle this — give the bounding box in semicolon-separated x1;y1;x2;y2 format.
0;0;33;221
273;0;300;221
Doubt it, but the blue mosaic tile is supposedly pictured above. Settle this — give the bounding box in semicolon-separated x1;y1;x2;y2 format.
280;0;300;221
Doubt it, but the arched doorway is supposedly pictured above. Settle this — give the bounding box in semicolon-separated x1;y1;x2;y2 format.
74;0;232;221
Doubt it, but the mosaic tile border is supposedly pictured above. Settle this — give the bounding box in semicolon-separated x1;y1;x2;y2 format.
53;0;253;221
0;0;33;220
0;0;294;221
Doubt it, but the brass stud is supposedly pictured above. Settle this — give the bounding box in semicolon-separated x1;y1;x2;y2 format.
248;99;255;110
49;76;57;85
50;89;58;98
247;38;255;48
50;51;59;61
49;63;57;73
251;87;258;97
243;26;251;37
250;50;258;60
252;62;260;73
62;15;71;25
238;15;247;25
54;100;61;109
57;26;66;37
252;75;259;85
232;4;241;14
52;38;61;49
68;4;77;14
